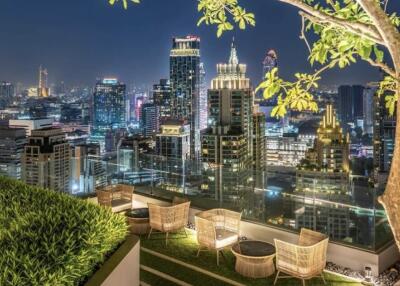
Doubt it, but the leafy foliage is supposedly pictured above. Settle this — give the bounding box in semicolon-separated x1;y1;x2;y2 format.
255;68;319;118
109;0;140;10
196;0;255;37
0;177;128;286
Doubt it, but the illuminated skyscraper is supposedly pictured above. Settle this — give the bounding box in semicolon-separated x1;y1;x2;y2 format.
296;104;350;194
38;66;50;97
170;36;201;159
0;127;26;179
152;79;172;120
199;63;207;130
0;81;14;109
92;78;126;135
201;40;253;201
141;103;160;137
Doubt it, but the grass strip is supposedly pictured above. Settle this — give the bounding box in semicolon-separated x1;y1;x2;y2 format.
140;231;363;286
140;269;179;286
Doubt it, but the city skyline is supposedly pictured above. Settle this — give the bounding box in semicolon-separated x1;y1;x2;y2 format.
1;0;398;88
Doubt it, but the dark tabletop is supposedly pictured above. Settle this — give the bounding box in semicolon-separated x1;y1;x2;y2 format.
232;241;276;257
126;208;149;219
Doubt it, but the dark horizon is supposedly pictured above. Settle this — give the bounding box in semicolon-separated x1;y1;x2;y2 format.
1;0;399;88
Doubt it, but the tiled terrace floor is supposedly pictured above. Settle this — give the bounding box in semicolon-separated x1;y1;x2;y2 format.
139;230;363;286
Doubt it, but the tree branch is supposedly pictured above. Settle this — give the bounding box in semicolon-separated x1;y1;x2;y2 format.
279;0;385;45
364;58;396;77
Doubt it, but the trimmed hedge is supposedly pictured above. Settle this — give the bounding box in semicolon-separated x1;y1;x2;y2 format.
0;177;128;286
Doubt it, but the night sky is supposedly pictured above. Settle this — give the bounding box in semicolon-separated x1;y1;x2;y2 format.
0;0;398;88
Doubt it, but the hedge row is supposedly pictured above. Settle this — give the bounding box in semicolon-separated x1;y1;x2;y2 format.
0;177;128;286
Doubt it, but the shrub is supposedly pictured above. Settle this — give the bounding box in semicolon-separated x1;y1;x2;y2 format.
0;177;128;286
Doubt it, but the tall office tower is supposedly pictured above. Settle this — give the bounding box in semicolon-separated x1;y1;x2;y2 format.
71;143;106;194
201;40;253;201
92;78;126;137
153;79;172;120
117;135;154;172
22;128;71;193
0;81;14;109
170;36;201;159
363;86;376;135
37;66;50;97
252;108;266;172
296;104;350;194
141;103;160;137
0;127;26;179
338;85;365;125
373;92;396;174
156;120;191;159
199;63;207;130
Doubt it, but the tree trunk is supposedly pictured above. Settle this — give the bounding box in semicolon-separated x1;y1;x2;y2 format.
356;0;400;250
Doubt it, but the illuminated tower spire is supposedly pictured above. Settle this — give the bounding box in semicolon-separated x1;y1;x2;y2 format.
229;37;239;65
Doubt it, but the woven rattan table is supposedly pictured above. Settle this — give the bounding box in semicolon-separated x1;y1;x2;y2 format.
126;208;150;235
231;240;276;278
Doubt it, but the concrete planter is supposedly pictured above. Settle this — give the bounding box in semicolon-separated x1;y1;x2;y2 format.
85;235;140;286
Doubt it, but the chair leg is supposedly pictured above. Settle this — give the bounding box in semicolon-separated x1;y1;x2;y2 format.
147;228;153;239
216;250;220;266
302;279;305;286
273;271;280;285
165;232;169;246
321;273;327;285
196;247;201;257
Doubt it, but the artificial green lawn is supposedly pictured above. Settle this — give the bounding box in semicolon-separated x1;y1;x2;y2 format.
140;230;363;286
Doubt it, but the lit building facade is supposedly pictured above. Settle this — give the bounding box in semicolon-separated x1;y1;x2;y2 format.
0;81;14;109
152;79;172;120
22;128;71;193
156;120;190;160
71;143;106;194
141;103;160;137
0;127;26;179
170;36;201;159
38;66;50;97
92;78;126;134
201;40;253;201
199;62;207;130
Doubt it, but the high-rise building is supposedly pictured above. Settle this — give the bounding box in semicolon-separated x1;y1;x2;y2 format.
71;143;106;194
373;92;396;174
152;79;172;120
22;128;71;193
199;63;207;130
170;36;201;159
252;109;266;173
92;78;126;140
141;103;160;137
0;127;26;179
38;66;50;97
296;104;350;194
338;85;365;125
294;105;351;239
201;40;253;201
117;135;154;172
0;81;14;109
363;86;376;135
156;120;191;160
262;50;278;78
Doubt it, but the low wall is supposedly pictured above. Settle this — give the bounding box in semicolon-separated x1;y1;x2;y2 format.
85;235;140;286
133;193;399;276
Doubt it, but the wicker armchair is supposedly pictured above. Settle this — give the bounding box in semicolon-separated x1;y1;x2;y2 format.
147;201;191;245
96;184;134;213
274;228;329;286
195;208;241;265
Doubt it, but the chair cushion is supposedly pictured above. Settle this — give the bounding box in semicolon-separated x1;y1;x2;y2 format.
215;229;238;249
111;199;132;213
